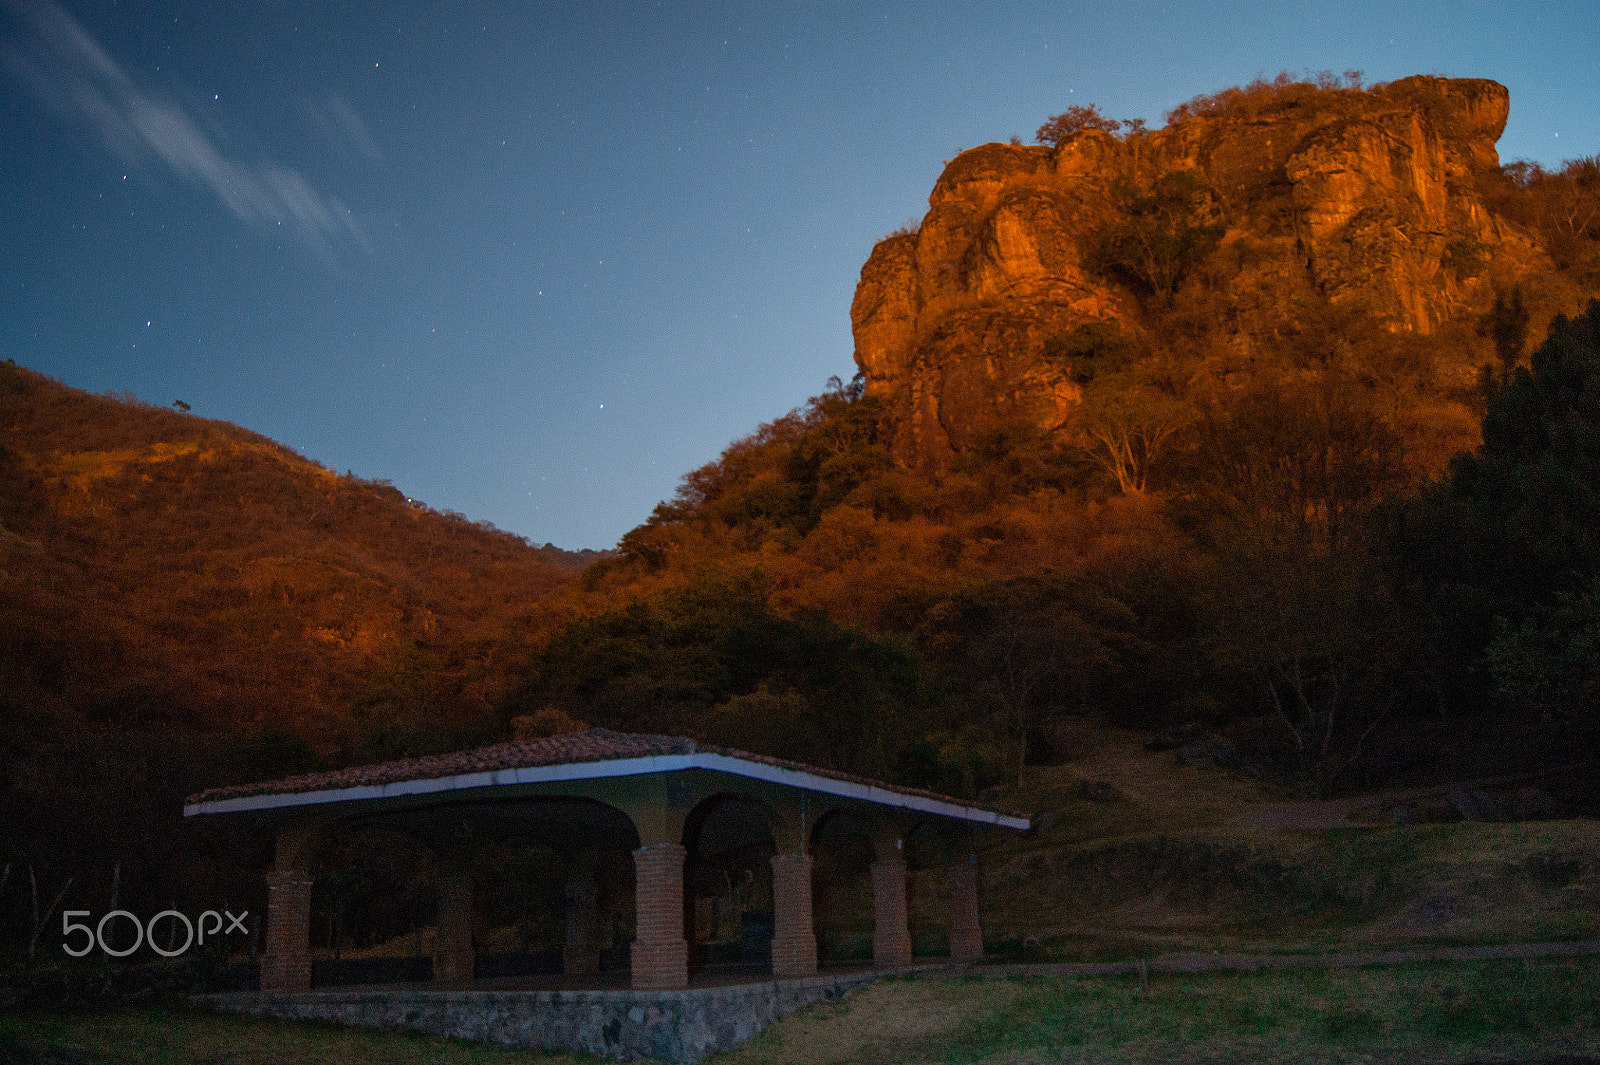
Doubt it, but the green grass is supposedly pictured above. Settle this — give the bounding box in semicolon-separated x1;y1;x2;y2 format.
980;792;1600;957
0;1006;598;1064
966;962;1595;1060
3;959;1596;1064
721;958;1600;1064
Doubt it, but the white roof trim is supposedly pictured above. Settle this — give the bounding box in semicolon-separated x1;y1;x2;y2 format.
183;751;1030;830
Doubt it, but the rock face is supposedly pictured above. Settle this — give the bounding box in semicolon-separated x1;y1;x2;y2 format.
850;76;1561;469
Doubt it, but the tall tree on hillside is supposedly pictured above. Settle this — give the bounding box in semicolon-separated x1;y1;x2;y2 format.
1194;374;1408;549
1079;382;1195;494
1477;288;1531;394
1194;373;1411;791
1091;171;1226;303
919;572;1137;785
1202;522;1400;792
1396;302;1600;742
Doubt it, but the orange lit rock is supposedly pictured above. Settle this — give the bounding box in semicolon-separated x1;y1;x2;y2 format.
850;76;1567;469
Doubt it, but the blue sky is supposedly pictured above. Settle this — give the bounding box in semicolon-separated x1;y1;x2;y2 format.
3;1;1595;548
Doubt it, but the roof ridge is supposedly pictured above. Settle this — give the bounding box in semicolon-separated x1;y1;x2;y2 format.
183;729;1025;821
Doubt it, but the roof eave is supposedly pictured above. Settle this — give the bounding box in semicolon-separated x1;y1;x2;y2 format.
183;751;1030;830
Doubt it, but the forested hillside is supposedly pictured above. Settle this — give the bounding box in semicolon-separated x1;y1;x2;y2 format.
0;362;598;753
508;75;1600;799
0;362;610;919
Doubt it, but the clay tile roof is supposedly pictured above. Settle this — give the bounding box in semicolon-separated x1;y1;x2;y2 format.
184;728;1024;822
186;729;690;805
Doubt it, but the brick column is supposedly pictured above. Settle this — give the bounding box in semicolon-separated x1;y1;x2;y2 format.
948;860;984;963
434;875;475;982
870;858;912;968
770;852;818;979
563;875;600;976
631;843;688;990
260;871;313;992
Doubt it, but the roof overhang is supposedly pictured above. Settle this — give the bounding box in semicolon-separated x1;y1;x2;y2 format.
184;750;1030;830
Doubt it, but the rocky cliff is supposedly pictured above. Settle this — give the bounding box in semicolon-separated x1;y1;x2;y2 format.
851;76;1584;469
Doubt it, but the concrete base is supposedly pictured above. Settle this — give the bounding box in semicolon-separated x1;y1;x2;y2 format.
192;967;953;1062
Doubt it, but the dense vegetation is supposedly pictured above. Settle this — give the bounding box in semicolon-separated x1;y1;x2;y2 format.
513;76;1600;799
515;300;1600;798
0;364;596;955
0;364;596;749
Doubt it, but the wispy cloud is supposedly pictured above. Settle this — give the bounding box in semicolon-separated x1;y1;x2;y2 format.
312;91;389;172
1;0;368;261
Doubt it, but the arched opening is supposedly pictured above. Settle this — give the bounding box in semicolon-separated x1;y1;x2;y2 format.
439;797;639;980
681;793;776;975
296;796;641;987
808;809;876;965
301;822;436;987
904;820;954;958
469;839;567;976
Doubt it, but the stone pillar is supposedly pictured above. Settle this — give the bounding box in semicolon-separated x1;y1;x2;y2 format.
434;874;475;982
769;852;818;979
631;843;688;990
870;858;912;968
948;860;984;963
260;871;314;992
563;875;601;976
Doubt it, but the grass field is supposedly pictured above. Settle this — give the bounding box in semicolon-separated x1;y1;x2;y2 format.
4;957;1597;1064
0;1005;602;1064
725;959;1600;1065
971;725;1600;960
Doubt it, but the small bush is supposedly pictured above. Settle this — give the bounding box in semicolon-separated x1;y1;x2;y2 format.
1165;69;1365;124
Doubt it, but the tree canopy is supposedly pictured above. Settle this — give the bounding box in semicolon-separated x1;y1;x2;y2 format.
1034;104;1137;146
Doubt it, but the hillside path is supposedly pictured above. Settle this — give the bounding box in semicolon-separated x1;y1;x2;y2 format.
1227;761;1597;830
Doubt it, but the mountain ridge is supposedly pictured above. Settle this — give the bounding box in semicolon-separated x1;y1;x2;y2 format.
0;361;597;754
851;75;1594;471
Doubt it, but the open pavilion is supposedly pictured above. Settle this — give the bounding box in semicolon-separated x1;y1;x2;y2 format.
184;729;1030;994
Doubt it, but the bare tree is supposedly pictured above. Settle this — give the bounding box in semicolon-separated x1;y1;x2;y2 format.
27;866;74;965
1204;522;1398;793
1081;390;1192;494
921;573;1136;785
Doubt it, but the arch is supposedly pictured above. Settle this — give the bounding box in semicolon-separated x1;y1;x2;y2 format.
902;817;956;868
390;796;642;980
903;819;954;958
267;796;646;988
807;808;878;964
681;792;779;973
301;820;436;970
807;805;876;851
351;794;643;857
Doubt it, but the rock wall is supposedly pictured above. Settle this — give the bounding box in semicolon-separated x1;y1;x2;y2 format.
194;969;917;1062
850;76;1555;468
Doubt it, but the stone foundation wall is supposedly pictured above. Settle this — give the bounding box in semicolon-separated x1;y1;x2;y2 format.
193;969;937;1062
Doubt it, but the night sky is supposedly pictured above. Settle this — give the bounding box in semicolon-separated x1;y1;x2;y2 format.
4;2;1595;549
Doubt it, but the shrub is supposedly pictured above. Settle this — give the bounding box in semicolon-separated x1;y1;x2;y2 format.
1035;104;1122;147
